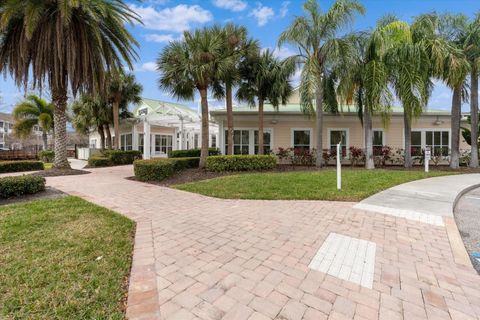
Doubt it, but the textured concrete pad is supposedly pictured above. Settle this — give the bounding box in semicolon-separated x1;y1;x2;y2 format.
309;233;376;288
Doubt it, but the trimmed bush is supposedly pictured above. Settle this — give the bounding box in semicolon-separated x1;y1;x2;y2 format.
103;150;142;165
38;150;55;163
134;157;199;182
206;155;277;172
168;148;219;158
0;161;44;173
88;157;112;167
0;175;46;198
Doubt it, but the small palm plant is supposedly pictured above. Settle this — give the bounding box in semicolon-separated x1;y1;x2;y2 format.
158;26;234;168
13;95;53;150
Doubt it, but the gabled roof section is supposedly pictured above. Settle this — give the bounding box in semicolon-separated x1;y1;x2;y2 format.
132;98;200;122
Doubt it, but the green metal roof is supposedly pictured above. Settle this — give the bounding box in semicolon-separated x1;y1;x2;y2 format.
210;103;451;115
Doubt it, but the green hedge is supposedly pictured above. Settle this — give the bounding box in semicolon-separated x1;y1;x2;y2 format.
206;155;277;172
0;175;46;198
0;161;44;173
168;148;219;158
103;150;142;165
134;157;199;182
38;150;55;162
88;157;112;167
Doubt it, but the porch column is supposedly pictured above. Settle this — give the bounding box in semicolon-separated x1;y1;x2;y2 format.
218;120;224;154
133;124;138;151
143;119;151;160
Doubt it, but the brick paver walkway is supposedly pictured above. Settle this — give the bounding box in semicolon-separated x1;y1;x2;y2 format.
47;166;480;320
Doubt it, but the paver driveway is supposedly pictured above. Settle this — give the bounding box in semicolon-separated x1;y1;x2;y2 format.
47;166;480;320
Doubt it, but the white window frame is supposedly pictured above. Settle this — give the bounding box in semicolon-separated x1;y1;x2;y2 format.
373;128;385;146
327;128;350;157
120;133;133;151
90;139;97;149
153;134;174;155
291;128;313;150
404;128;451;152
224;127;274;155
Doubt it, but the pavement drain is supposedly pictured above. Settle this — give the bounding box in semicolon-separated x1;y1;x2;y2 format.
308;233;376;289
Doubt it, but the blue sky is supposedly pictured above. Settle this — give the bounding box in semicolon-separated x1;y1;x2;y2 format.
0;0;479;113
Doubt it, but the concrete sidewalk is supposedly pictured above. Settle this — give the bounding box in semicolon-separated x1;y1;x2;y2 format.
354;174;480;225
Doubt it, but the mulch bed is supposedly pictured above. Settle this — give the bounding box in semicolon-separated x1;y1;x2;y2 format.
0;187;67;206
30;168;90;177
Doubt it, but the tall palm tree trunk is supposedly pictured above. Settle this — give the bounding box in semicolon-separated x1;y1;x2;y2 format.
199;88;209;168
104;123;113;149
404;112;413;168
364;105;374;169
450;84;462;169
258;98;264;155
315;84;323;168
98;125;106;151
42;130;48;151
113;95;120;150
51;86;70;169
226;83;234;155
470;69;479;168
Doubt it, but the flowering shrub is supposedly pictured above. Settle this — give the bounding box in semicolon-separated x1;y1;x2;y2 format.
275;147;316;166
322;149;333;165
291;148;316;166
349;147;364;167
275;147;291;163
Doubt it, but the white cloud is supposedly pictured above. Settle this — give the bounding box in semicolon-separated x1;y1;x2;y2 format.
212;0;247;12
280;1;290;18
262;46;296;60
135;62;158;72
145;34;182;43
249;4;274;27
129;4;212;33
291;68;302;86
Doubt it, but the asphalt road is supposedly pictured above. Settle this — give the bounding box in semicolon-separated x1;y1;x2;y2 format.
454;186;480;274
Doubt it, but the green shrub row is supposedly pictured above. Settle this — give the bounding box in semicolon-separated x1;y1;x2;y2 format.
134;157;199;182
0;161;44;173
206;155;277;172
88;157;112;167
168;148;219;158
103;150;142;165
38;150;55;162
0;175;46;198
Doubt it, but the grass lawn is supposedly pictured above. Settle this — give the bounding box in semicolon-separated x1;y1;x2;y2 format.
0;196;135;319
175;169;457;201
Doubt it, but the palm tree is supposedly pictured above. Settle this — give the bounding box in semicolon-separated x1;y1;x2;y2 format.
463;14;480;167
219;24;259;155
438;14;471;169
278;0;365;167
108;72;143;150
386;20;433;168
158;26;234;168
336;23;395;169
0;0;138;168
71;96;111;151
12;95;53;150
237;49;295;155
